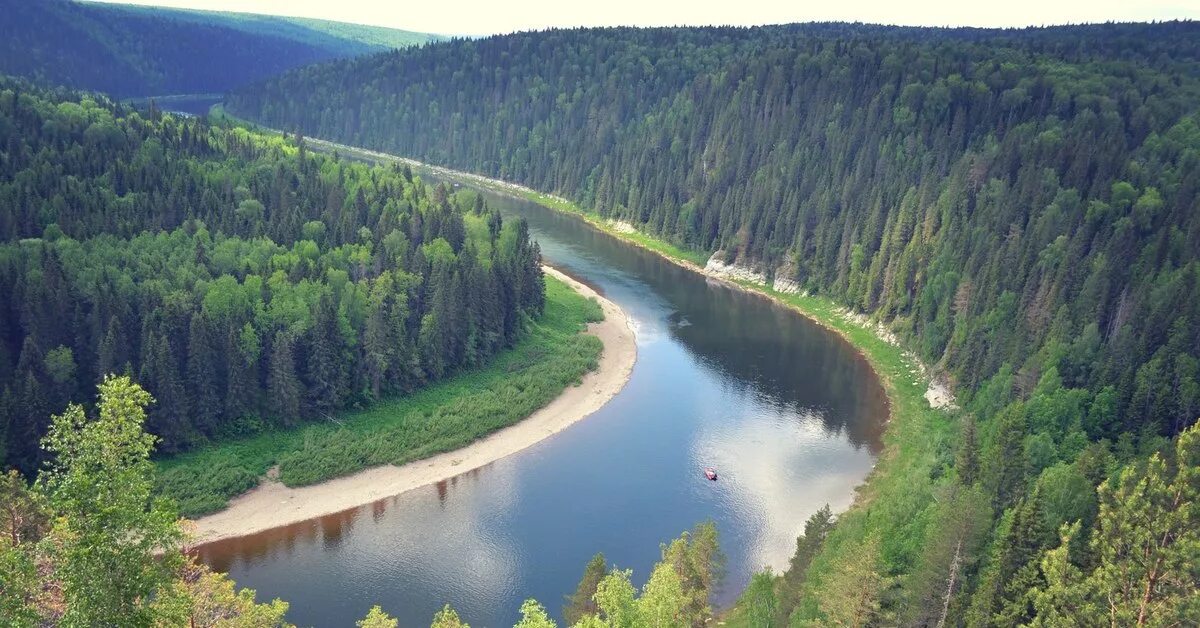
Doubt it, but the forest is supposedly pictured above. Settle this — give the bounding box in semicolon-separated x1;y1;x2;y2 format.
0;79;547;482
227;22;1200;625
0;0;438;97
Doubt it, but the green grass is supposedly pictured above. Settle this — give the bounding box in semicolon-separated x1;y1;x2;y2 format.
718;282;954;625
156;276;605;517
191;124;952;592
504;190;711;266
504;179;955;623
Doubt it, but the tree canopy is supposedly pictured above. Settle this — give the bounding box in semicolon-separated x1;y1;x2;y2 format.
227;22;1200;626
0;79;545;475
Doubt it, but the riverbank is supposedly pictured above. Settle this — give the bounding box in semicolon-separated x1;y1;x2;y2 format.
169;268;635;544
284;137;957;620
203;115;956;615
395;152;962;626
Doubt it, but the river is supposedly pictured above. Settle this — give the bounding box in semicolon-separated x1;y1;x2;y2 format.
196;175;888;626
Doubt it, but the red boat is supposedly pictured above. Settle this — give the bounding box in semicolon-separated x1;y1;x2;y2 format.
704;467;718;481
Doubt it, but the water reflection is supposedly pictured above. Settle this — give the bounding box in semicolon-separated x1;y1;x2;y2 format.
198;182;887;627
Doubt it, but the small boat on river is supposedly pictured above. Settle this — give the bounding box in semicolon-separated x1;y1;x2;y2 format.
704;467;718;481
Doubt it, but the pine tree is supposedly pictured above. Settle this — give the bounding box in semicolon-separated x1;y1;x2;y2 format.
1032;421;1200;626
186;315;222;435
358;605;398;628
815;534;891;627
96;316;126;381
430;604;470;628
141;332;190;451
9;339;47;474
267;331;301;427
983;404;1028;511
225;324;260;422
305;295;347;417
776;505;835;624
966;491;1052;627
564;553;608;625
956;414;980;486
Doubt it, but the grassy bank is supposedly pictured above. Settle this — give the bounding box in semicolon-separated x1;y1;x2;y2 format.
439;169;956;620
193;117;955;609
157;276;604;517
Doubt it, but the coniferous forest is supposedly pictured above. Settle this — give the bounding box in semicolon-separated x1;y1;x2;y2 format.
0;8;1199;628
0;80;546;476
227;22;1200;626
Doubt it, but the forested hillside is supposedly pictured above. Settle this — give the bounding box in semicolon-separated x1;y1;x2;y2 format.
0;79;546;477
0;0;439;97
228;23;1200;625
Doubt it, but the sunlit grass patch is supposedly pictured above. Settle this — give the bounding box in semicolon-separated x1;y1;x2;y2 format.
157;275;604;517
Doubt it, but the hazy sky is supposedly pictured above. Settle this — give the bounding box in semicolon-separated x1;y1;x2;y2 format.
89;0;1200;36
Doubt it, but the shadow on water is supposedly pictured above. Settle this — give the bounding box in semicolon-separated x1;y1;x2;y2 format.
197;176;887;627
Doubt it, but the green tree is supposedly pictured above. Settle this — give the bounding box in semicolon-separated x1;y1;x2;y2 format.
903;486;991;627
1032;421;1200;626
637;562;686;628
358;605;399;628
0;469;46;546
43;345;76;387
38;375;184;627
267;331;302;426
0;470;45;626
305;294;348;417
187;314;222;435
593;568;638;628
740;569;778;628
815;534;890;627
514;599;557;628
966;490;1053;627
564;552;608;625
430;604;470;628
982;404;1028;511
0;537;39;628
776;505;834;623
956;414;980;485
154;560;293;628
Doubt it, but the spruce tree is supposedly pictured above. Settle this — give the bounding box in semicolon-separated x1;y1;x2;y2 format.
564;553;607;625
267;331;301;427
186;315;221;435
305;295;347;417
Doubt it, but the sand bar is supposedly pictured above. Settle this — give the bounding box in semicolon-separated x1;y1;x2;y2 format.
188;265;636;544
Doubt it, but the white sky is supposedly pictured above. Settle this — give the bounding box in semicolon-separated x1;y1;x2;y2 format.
87;0;1200;36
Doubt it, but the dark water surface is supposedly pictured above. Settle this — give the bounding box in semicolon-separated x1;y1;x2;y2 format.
198;184;887;627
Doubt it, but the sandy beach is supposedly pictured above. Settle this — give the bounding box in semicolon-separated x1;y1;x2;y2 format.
188;265;636;544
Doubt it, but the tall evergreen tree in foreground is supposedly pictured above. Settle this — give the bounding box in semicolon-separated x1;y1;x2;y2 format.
565;553;609;625
1032;422;1200;626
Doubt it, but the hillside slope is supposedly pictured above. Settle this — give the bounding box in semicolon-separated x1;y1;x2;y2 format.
0;0;441;97
227;23;1200;625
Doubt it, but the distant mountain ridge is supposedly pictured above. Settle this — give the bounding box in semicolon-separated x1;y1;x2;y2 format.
0;0;442;97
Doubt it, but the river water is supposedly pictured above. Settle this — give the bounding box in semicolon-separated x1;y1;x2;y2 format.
196;179;887;627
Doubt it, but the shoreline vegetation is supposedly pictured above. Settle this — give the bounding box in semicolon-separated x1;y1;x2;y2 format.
242;125;959;619
160;268;637;542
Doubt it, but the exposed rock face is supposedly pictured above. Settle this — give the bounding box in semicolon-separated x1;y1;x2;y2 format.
704;253;769;284
924;380;958;410
773;276;803;294
608;220;637;234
